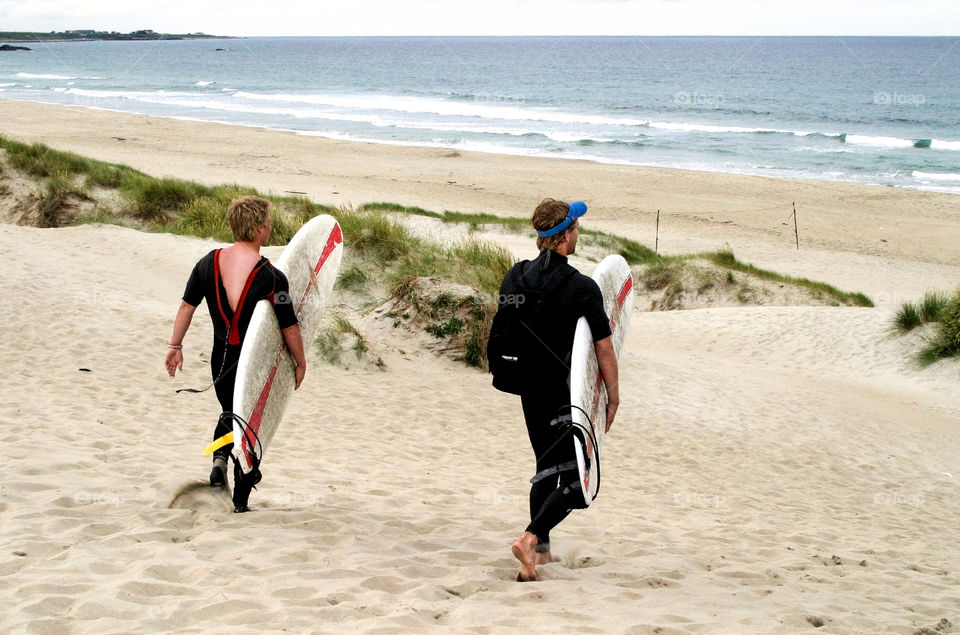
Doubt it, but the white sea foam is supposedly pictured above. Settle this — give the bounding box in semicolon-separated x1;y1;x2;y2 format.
17;72;76;80
16;72;100;80
931;139;960;151
647;122;852;139
843;134;914;148
231;91;650;127
545;131;617;143
64;88;199;100
69;92;399;126
796;131;846;139
58;88;643;138
913;171;960;181
195;81;214;87
649;121;777;134
371;118;616;143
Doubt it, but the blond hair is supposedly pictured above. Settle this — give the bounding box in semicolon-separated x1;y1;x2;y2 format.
532;198;571;251
227;196;270;242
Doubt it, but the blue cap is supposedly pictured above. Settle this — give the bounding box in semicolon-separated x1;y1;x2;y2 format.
537;201;587;238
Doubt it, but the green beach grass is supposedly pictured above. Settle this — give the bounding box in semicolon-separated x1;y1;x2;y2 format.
697;250;874;307
893;290;950;333
893;289;960;366
2;135;878;367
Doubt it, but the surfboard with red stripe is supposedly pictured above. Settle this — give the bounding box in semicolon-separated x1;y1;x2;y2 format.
232;214;343;474
569;254;634;506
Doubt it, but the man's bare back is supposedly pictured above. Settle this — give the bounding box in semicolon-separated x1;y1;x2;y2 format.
218;244;263;312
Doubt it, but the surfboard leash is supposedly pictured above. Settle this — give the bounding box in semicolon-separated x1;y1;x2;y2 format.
529;404;601;500
531;405;601;500
568;404;601;501
214;411;264;485
175;327;238;395
174;359;238;394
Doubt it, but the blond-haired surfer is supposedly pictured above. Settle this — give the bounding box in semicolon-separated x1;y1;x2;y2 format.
492;198;619;581
164;195;307;512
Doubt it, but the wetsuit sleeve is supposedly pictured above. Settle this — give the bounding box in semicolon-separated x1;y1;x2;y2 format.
182;258;207;307
582;278;612;342
271;269;298;330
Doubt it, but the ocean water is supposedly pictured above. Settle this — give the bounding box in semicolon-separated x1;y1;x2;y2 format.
1;36;959;194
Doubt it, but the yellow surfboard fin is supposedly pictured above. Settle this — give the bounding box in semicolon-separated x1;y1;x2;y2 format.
203;432;234;456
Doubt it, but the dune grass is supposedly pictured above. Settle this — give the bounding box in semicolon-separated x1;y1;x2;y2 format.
360;201;662;266
389;278;493;368
893;289;960;366
314;315;363;364
894;291;951;333
1;135;873;309
696;250;874;307
336;263;371;292
2;136;880;366
35;176;84;227
2;138;93;178
580;228;659;265
357;201;441;218
919;291;950;322
916;294;960;366
895;302;923;332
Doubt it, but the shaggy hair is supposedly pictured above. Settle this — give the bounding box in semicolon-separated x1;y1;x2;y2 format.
227;196;271;242
532;198;573;251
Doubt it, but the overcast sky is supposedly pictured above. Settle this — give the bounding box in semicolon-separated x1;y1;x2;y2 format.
2;0;958;37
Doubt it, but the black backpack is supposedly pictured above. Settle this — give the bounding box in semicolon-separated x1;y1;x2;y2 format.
487;251;575;394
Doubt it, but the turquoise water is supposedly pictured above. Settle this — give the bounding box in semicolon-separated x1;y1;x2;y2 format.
1;36;958;193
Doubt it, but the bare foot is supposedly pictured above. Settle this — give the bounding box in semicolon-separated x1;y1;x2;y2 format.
511;532;538;581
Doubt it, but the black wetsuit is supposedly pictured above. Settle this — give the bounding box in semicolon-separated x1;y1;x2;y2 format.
183;249;298;505
499;249;612;550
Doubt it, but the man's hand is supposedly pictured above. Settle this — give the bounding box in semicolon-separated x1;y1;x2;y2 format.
595;336;619;434
164;348;184;377
605;400;618;433
165;301;196;378
294;363;306;390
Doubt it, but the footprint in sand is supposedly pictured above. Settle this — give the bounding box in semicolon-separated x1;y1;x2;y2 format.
168;481;232;512
565;555;602;569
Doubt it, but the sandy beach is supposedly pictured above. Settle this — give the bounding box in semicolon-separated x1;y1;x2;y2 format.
1;99;959;633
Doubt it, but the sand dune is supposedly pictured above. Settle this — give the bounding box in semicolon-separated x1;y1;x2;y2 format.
1;102;959;633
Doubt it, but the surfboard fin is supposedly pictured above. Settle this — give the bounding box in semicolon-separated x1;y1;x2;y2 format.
203;432;234;456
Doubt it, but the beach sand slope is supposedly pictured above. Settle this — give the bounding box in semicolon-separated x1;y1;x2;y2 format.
1;222;958;633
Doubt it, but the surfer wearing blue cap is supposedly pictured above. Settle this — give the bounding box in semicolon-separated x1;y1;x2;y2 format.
164;196;307;512
490;198;620;581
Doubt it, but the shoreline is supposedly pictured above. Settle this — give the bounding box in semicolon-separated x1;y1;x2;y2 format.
2;96;958;197
3;99;960;266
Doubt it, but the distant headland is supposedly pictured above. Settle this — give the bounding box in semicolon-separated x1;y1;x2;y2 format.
0;30;231;43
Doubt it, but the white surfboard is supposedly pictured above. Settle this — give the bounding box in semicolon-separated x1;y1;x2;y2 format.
232;214;343;474
569;254;634;506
